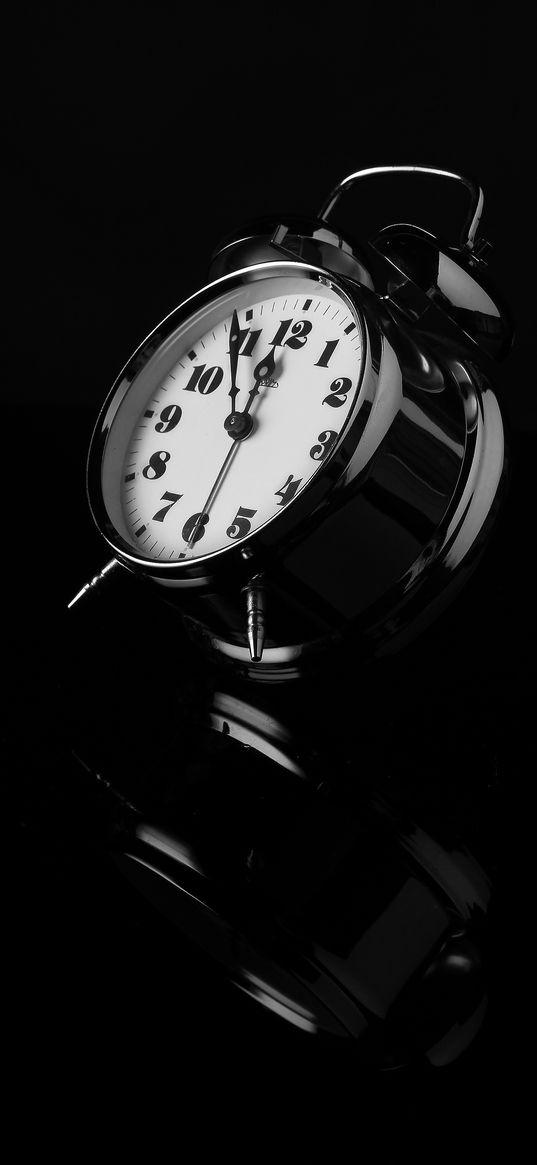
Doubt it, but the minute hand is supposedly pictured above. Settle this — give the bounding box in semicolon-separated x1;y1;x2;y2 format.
228;308;241;416
186;441;239;548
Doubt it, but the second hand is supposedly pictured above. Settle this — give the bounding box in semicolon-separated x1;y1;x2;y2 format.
185;440;240;549
185;347;279;551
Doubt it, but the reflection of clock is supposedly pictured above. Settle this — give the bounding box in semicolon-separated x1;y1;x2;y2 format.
65;593;496;1067
76;165;513;678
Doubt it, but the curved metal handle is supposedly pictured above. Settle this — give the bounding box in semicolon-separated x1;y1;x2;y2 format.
319;165;484;251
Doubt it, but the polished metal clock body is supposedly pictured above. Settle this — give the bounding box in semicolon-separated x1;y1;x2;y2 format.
84;167;511;679
71;167;513;1060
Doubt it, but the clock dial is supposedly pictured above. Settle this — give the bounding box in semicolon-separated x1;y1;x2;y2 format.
100;272;365;563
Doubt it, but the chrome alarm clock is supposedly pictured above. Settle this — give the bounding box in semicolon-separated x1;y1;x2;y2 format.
66;165;512;1065
74;165;513;678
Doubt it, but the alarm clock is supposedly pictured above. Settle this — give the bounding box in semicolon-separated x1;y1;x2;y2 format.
65;165;511;1065
72;165;512;680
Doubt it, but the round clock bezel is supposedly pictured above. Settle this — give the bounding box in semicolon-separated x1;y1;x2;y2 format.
87;259;377;585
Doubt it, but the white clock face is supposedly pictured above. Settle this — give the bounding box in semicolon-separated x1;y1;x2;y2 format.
100;271;365;563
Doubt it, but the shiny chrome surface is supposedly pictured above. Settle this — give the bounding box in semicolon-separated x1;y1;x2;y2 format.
83;165;511;679
178;291;505;679
370;224;513;362
319;164;484;250
209;213;374;288
319;164;513;363
67;556;120;610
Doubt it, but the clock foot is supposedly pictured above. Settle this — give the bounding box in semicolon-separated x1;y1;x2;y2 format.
244;577;266;663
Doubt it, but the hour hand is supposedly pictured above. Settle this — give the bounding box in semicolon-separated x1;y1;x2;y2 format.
224;347;278;439
228;308;241;416
243;347;277;413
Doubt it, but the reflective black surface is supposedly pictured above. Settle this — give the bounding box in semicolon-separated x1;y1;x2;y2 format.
6;411;533;1116
5;6;535;1142
63;578;496;1065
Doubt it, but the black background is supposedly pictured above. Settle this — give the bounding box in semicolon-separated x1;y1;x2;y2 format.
4;2;535;1150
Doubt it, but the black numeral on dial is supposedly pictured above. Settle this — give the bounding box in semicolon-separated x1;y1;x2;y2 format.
182;512;209;544
155;404;182;433
226;506;257;540
184;365;224;394
142;450;171;479
315;339;340;368
270;319;313;349
323;376;352;408
229;329;262;358
152;491;182;522
275;475;303;506
309;430;338;461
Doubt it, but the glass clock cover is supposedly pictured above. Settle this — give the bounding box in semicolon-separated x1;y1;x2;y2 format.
97;270;365;565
